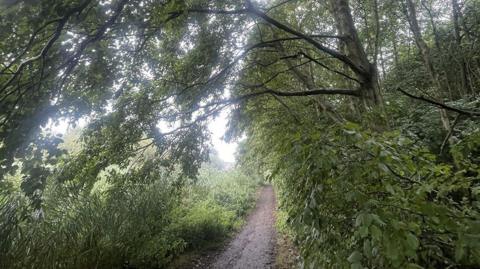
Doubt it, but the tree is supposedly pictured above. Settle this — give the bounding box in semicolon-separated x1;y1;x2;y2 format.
1;1;480;267
0;0;384;194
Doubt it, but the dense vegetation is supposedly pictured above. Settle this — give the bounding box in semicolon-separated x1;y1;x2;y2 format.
1;139;259;268
1;0;480;268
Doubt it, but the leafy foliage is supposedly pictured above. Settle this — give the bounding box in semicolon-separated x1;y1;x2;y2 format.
0;160;259;269
1;0;480;268
239;116;479;268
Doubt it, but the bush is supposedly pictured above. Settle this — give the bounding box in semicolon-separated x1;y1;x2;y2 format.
198;166;260;217
0;165;259;269
171;199;236;248
1;177;182;269
172;165;260;249
255;122;480;268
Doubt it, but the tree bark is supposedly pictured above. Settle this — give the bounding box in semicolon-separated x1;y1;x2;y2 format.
403;0;452;132
451;0;472;96
329;0;383;107
404;0;438;87
421;0;455;97
392;36;399;67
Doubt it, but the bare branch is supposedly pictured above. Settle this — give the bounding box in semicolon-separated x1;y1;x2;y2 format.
158;86;358;136
247;7;367;76
233;87;360;101
299;52;361;83
168;8;249;18
397;88;480;117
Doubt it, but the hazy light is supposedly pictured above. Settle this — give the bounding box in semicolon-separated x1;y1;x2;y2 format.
208;109;237;163
48;113;237;163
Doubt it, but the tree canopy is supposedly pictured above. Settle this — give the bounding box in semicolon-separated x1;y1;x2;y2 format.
1;0;480;268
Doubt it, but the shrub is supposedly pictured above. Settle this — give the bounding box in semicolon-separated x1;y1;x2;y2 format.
259;122;480;268
0;165;259;269
171;199;236;249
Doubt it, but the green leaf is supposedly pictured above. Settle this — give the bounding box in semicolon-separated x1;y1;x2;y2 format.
351;262;363;269
406;233;419;250
385;184;395;194
370;225;382;241
372;214;386;226
378;163;389;173
348;250;363;263
359;226;369;238
363;239;372;258
356;213;373;227
455;242;465;262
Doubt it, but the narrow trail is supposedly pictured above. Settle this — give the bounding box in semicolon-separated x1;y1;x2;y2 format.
210;185;277;269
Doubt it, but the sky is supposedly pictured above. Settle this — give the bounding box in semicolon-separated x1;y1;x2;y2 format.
208;109;237;163
50;111;238;163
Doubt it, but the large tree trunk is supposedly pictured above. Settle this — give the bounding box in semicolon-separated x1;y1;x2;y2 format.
404;0;438;87
329;0;383;107
451;0;472;96
422;0;455;98
403;0;452;133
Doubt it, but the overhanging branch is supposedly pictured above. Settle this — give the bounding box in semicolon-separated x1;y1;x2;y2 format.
397;88;480;117
175;4;366;77
157;86;358;136
239;87;360;99
247;8;367;76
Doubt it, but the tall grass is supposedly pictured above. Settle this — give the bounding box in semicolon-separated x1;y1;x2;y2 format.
0;165;260;269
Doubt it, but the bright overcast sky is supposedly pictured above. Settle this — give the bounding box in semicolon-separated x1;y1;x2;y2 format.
50;113;238;163
208;110;237;163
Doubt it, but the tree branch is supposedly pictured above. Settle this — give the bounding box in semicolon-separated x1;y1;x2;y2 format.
397;88;480;117
0;0;92;99
247;7;367;76
176;5;365;76
299;52;361;83
440;114;461;154
234;87;360;101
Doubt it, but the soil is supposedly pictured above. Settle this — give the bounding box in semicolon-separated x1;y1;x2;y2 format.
208;185;277;269
275;233;300;269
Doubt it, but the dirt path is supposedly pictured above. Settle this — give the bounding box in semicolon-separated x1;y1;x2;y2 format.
210;185;277;269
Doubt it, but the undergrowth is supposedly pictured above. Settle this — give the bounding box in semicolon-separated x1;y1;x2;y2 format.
0;163;259;269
